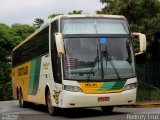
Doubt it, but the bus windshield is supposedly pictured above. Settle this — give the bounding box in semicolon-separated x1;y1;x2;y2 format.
63;37;135;81
61;18;129;34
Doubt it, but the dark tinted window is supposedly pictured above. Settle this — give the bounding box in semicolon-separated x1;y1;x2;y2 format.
12;26;49;67
51;20;62;83
51;20;58;57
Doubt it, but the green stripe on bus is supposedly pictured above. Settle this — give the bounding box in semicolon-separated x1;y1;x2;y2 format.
99;81;126;91
99;82;115;91
111;81;126;90
28;57;42;95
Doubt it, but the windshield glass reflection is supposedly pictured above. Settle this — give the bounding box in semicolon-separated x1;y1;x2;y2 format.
63;37;135;81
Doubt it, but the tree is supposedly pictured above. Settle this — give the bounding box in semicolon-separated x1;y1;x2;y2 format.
48;14;63;19
33;18;44;28
48;10;83;19
0;23;37;100
0;24;20;62
12;23;36;41
68;10;83;14
0;23;21;100
97;0;160;61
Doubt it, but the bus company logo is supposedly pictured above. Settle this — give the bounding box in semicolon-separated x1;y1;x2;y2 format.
18;66;28;76
85;83;97;87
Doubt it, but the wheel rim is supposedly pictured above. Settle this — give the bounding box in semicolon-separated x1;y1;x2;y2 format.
47;94;53;113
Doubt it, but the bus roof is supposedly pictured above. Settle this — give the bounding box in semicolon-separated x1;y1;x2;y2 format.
51;14;125;20
50;14;126;24
13;14;126;51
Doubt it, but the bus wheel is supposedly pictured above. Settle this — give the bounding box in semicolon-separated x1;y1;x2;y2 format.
101;106;114;113
46;91;57;115
18;91;28;108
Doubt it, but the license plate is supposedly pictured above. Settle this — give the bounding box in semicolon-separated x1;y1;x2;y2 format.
98;97;110;102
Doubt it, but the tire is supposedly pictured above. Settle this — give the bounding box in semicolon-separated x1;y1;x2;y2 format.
46;91;58;115
101;106;114;113
18;90;28;108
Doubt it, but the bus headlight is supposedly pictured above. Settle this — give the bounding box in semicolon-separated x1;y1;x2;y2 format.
124;83;137;91
64;85;82;92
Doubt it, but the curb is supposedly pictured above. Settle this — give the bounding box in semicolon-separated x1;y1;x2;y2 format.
117;102;160;108
135;103;160;108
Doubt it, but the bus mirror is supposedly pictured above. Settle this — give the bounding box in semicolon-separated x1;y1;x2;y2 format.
132;33;146;56
55;33;64;57
139;34;146;51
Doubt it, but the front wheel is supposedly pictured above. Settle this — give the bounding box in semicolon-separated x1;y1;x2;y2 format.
46;91;58;115
101;106;114;113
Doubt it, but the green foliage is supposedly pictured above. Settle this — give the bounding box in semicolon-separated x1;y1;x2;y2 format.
0;62;12;100
0;23;37;100
137;87;160;101
33;18;44;28
12;23;36;40
48;10;83;19
0;23;20;62
48;14;63;19
68;10;83;14
132;36;140;53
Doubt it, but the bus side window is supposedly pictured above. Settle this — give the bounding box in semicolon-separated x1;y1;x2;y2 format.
51;20;62;84
53;43;62;83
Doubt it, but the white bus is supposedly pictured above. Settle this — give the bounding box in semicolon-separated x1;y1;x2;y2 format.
12;15;146;115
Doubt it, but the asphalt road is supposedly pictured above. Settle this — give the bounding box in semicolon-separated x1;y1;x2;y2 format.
0;100;160;120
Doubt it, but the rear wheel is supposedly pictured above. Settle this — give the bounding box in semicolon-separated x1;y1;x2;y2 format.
46;91;58;115
101;106;114;113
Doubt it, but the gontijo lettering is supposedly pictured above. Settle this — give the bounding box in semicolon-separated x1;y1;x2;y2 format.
85;83;97;87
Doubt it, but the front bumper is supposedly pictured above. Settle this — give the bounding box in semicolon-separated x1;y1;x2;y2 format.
58;88;137;108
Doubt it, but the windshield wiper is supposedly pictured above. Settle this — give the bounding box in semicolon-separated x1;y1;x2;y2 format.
86;43;101;81
86;57;99;81
105;47;121;80
109;58;121;80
